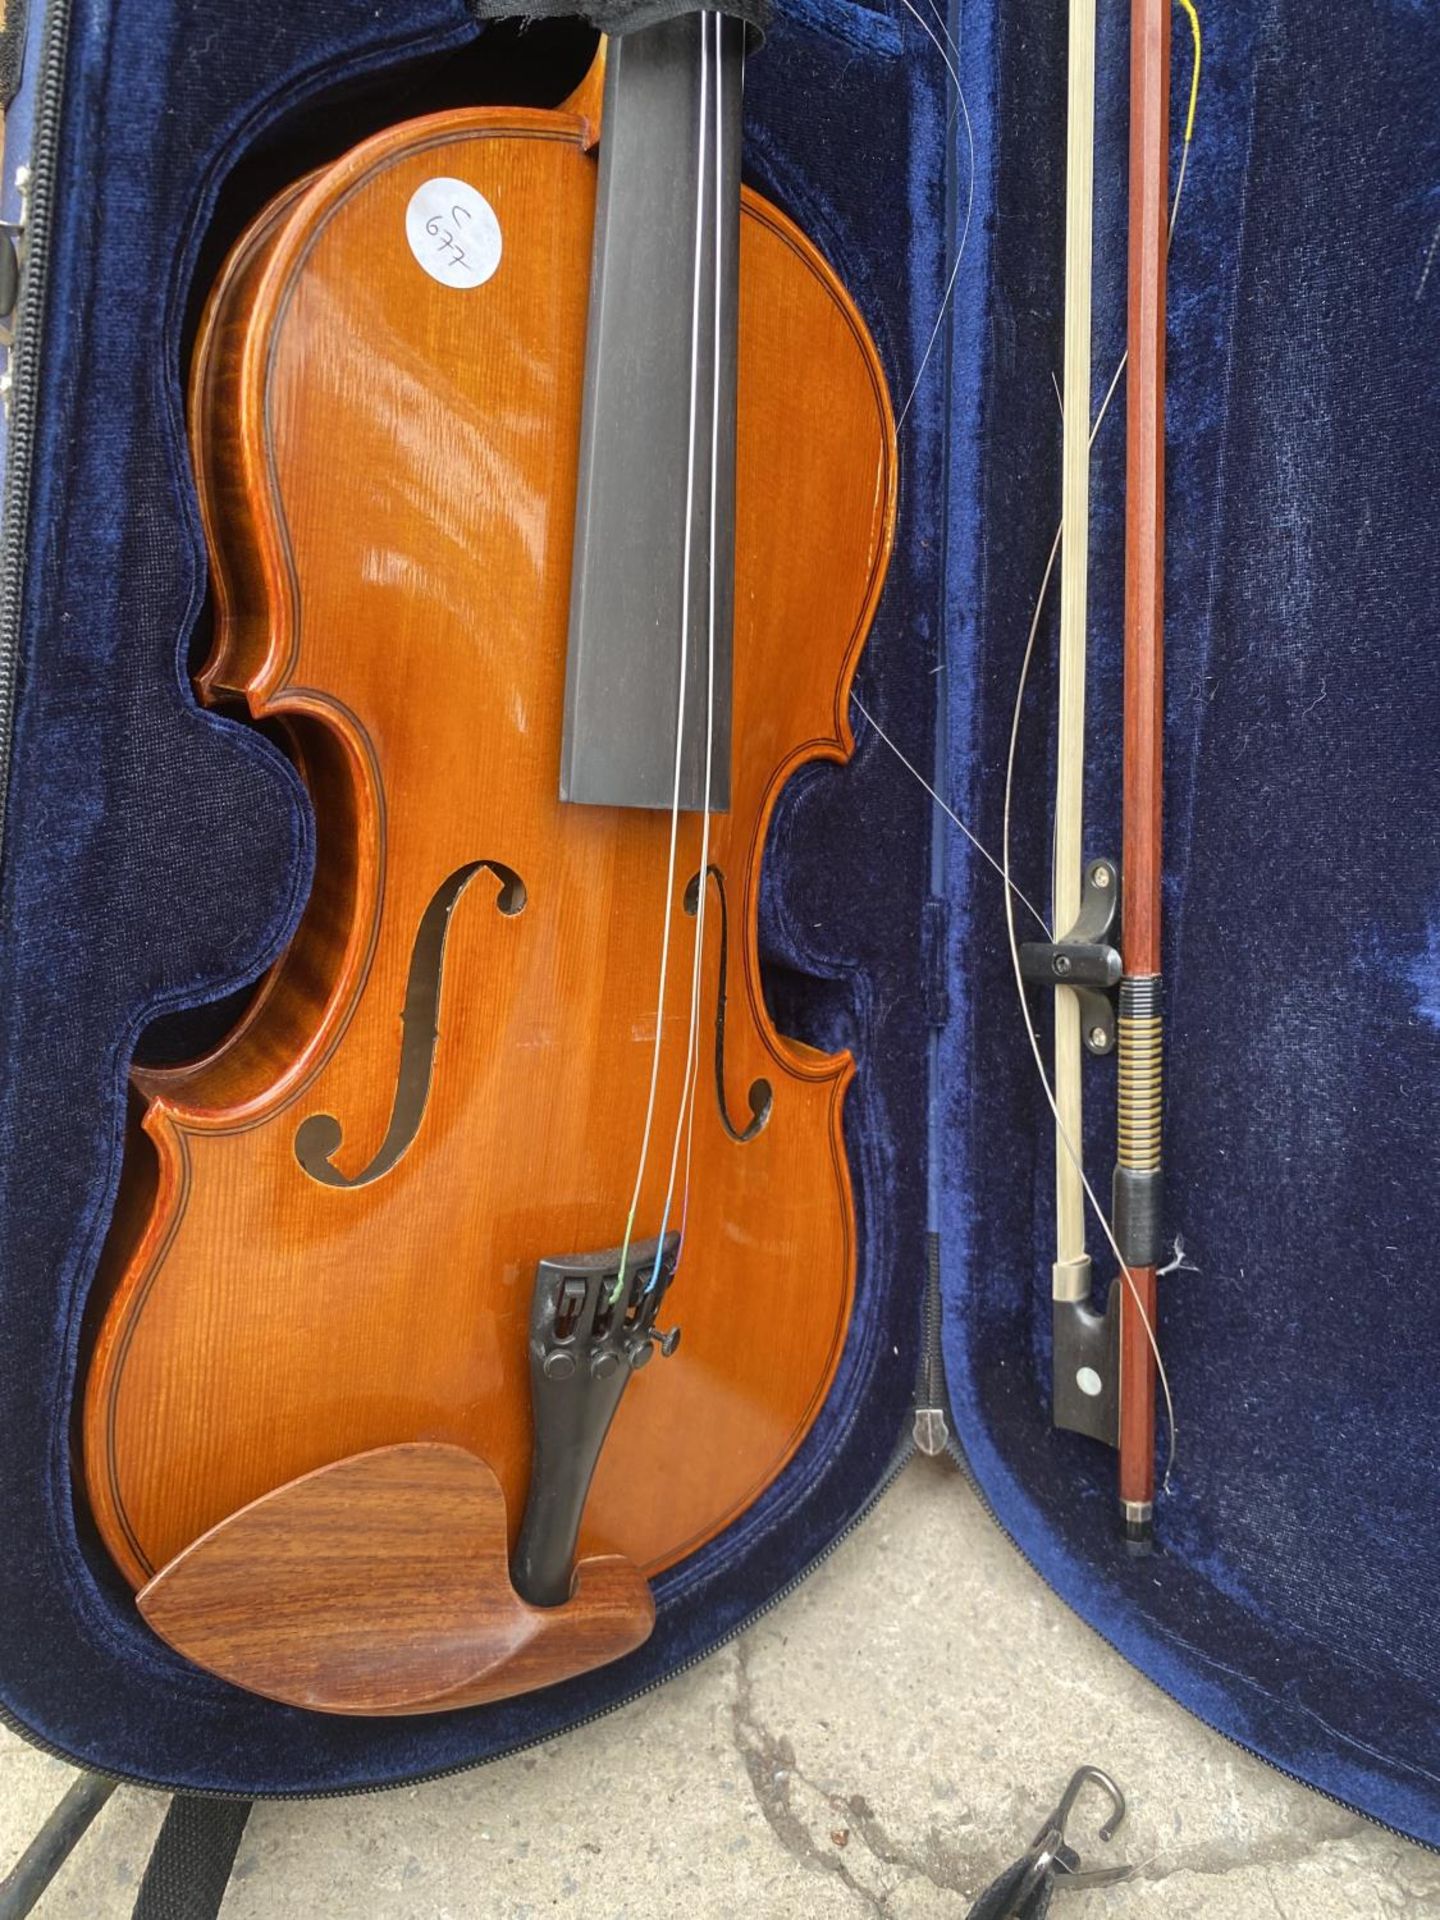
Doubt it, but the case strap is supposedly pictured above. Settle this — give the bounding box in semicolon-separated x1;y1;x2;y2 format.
0;1774;115;1919
130;1799;252;1920
0;1780;249;1920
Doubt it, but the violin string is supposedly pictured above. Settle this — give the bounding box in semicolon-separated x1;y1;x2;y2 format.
851;7;1039;929
852;3;1037;938
663;0;982;1297
676;12;732;1273
659;9;726;1290
852;696;1050;937
664;0;983;1294
616;22;713;1303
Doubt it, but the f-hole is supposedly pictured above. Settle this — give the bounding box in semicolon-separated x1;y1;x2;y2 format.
684;864;772;1144
296;860;526;1187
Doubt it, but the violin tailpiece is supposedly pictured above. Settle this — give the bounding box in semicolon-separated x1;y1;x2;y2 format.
512;1234;680;1608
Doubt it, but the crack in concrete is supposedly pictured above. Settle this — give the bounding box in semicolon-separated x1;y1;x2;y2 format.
727;1636;1001;1915
726;1632;1438;1917
1127;1824;1440;1919
1133;1852;1440;1920
728;1636;890;1915
842;1790;982;1899
1130;1813;1376;1884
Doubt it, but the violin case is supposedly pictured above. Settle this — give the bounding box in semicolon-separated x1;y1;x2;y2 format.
0;0;1437;1855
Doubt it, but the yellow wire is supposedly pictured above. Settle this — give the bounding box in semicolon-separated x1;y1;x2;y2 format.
1177;0;1201;146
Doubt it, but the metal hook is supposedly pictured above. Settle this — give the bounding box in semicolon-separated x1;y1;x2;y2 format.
1002;1767;1134;1914
1049;1765;1127;1854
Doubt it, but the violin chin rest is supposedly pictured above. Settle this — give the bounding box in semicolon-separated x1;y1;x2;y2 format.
135;1442;655;1716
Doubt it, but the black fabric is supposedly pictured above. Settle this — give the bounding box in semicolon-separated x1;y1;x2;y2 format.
964;1855;1055;1920
131;1800;252;1920
464;0;772;45
0;0;27;111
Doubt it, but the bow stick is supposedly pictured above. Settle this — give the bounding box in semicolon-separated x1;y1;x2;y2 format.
1113;0;1172;1545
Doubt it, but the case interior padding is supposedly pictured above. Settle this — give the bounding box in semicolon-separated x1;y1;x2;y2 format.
0;0;1436;1841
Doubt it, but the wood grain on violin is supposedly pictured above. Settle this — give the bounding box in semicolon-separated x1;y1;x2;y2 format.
82;102;896;1594
137;1445;655;1715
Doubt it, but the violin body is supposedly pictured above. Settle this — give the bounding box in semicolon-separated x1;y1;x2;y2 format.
83;98;895;1594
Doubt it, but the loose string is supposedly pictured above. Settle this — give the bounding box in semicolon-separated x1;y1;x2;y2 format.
852;695;1049;938
893;0;976;433
659;0;982;1297
847;0;1052;939
616;25;713;1303
648;0;976;1298
674;12;733;1273
851;3;1036;924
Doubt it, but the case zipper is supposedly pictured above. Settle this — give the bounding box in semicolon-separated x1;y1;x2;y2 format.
912;1229;951;1455
913;1233;1439;1857
0;1436;919;1801
0;0;65;867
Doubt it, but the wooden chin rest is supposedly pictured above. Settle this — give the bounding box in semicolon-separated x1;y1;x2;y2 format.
136;1443;655;1715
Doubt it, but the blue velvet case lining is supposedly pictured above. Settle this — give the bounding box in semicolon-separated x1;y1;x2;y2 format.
0;0;1436;1845
939;0;1440;1850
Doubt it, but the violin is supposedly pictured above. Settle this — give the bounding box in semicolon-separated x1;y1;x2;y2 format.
81;16;895;1711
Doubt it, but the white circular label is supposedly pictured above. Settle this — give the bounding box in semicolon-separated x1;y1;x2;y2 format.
405;178;502;289
1076;1366;1104;1398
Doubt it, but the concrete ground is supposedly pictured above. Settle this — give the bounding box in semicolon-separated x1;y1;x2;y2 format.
1;1456;1434;1918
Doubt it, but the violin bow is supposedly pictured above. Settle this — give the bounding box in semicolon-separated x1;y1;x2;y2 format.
1017;0;1184;1544
866;0;1197;1536
1017;0;1130;1508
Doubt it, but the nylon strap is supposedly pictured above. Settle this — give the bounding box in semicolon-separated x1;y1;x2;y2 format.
130;1800;253;1920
